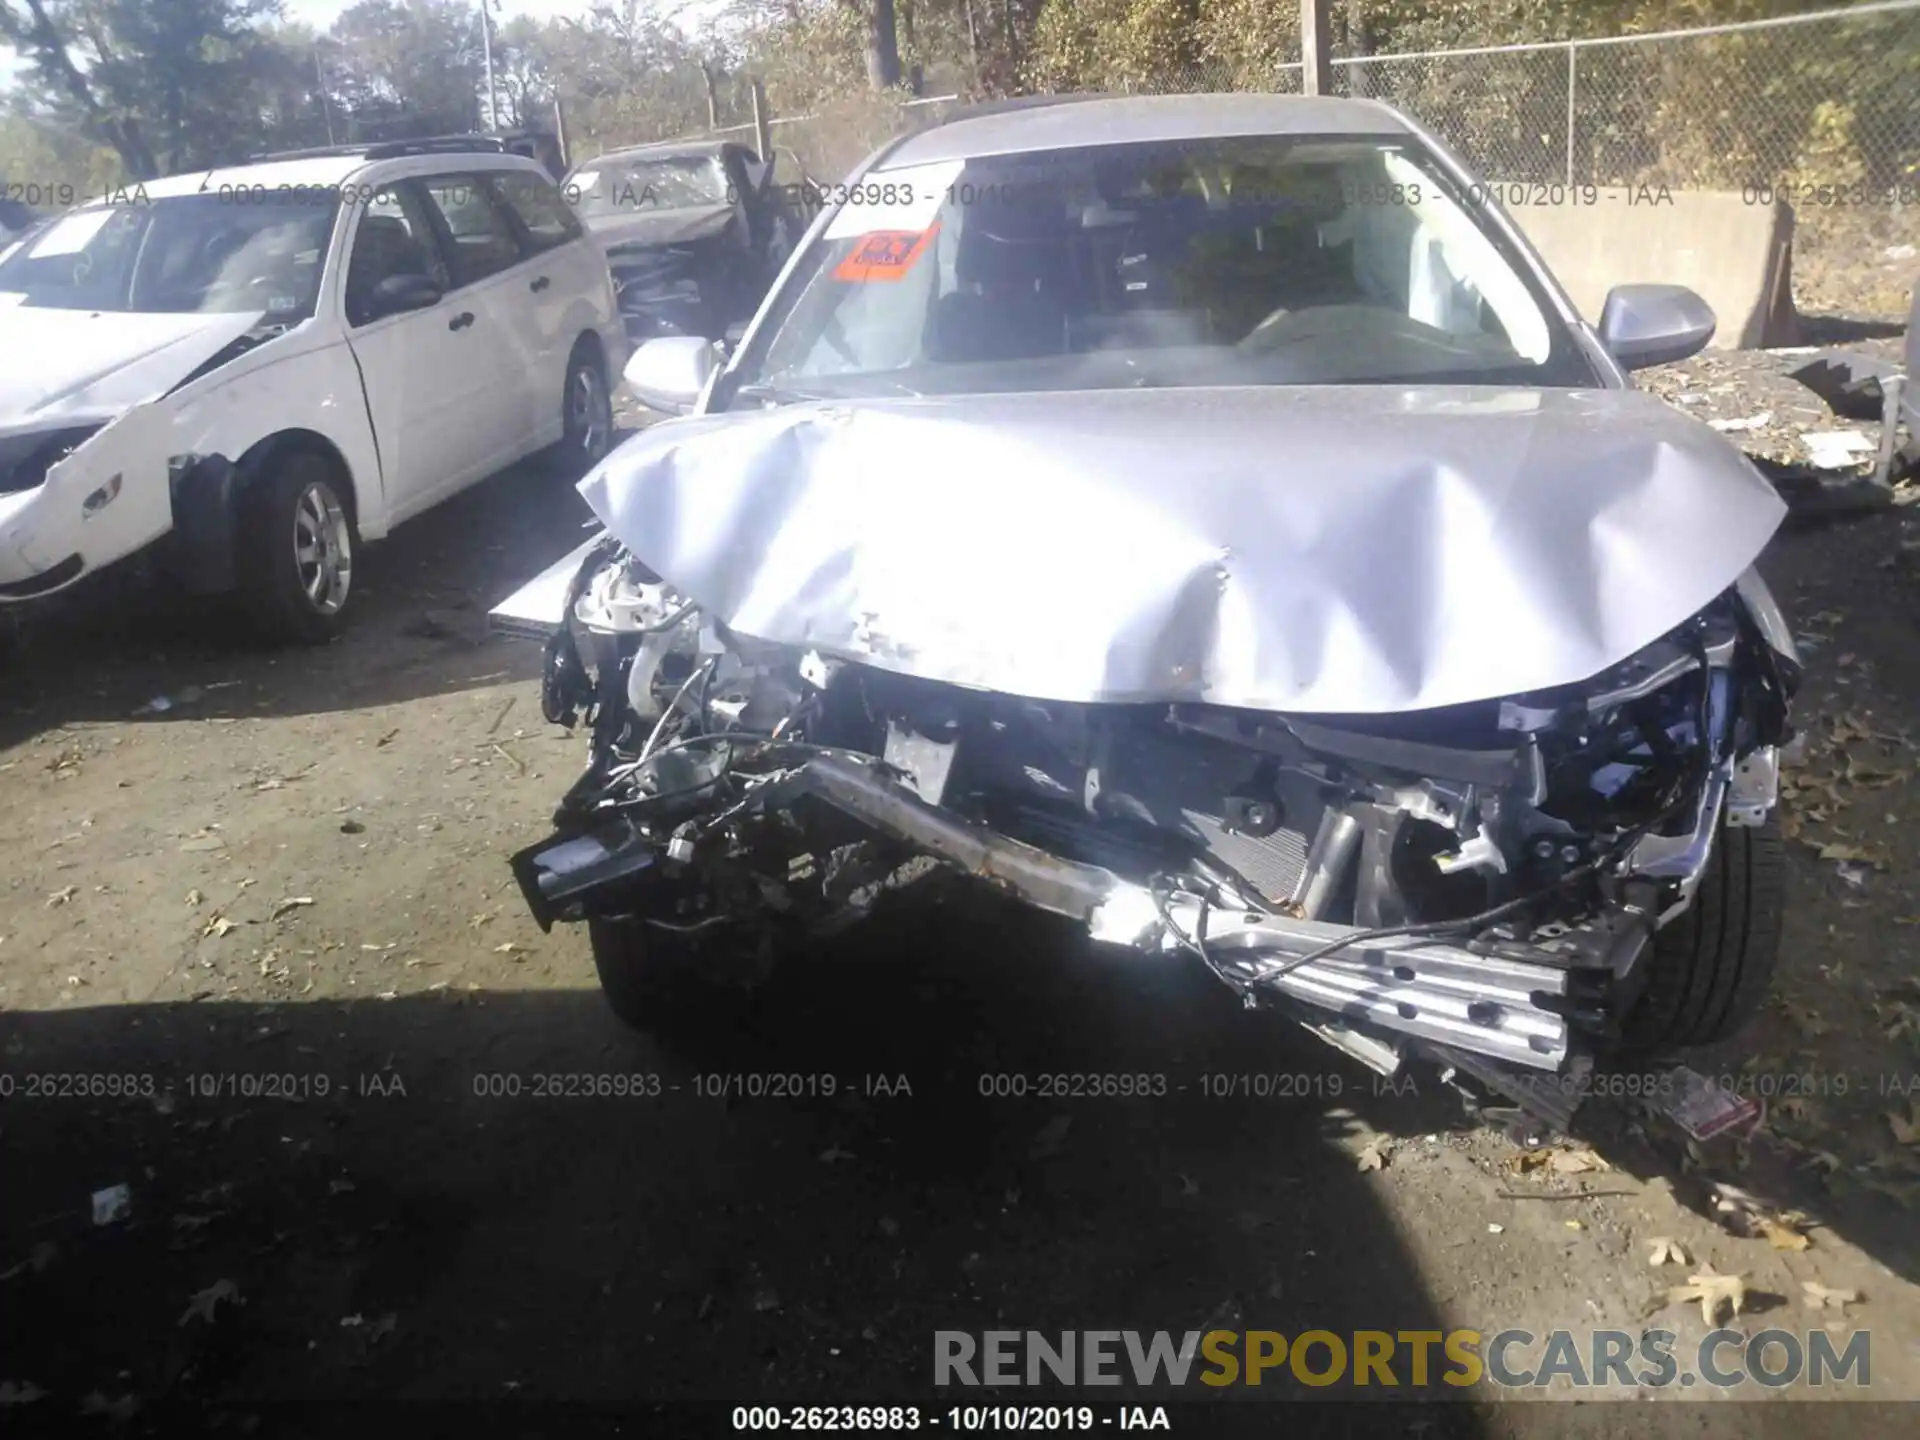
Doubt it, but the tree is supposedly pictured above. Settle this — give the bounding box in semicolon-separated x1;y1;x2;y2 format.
0;0;298;178
493;14;547;130
855;0;901;90
0;104;122;193
328;0;485;138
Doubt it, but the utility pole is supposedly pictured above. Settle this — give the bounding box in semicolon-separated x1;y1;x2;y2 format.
1299;0;1332;95
479;0;499;132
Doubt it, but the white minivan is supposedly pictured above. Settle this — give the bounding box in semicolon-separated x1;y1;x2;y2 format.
0;137;627;642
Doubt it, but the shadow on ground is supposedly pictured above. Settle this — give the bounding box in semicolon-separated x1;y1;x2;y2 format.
0;447;612;748
1796;313;1908;347
0;896;1496;1433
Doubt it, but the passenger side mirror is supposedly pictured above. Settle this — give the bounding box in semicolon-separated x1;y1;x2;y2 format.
1598;284;1715;371
369;272;442;318
623;336;719;414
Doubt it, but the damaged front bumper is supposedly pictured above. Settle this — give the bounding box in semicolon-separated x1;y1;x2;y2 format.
0;405;177;600
508;540;1795;1118
515;747;1637;1074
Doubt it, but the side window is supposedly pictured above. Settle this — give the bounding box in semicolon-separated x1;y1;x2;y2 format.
420;173;525;286
344;184;447;328
488;170;582;254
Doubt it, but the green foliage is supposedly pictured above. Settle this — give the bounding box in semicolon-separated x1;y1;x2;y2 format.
327;0;484;136
0;108;121;194
0;0;308;176
0;0;1908;202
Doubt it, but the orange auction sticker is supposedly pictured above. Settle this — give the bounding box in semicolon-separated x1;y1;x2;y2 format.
833;224;939;282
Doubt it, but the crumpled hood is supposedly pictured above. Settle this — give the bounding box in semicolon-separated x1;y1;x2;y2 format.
578;385;1788;714
586;205;733;254
0;306;267;433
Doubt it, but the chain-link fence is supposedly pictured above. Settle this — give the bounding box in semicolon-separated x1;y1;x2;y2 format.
1305;1;1920;194
638;3;1919;314
1107;2;1920;317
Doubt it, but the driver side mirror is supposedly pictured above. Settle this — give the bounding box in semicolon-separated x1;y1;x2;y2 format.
623;336;719;414
1598;284;1715;371
369;272;442;319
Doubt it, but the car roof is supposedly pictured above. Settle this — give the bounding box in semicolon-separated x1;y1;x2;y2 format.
572;139;742;171
880;93;1414;168
97;150;541;203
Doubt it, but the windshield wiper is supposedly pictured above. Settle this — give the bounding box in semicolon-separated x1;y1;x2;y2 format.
733;375;925;407
731;381;835;406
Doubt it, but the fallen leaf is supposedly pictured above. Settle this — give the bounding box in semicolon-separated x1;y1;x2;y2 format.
1668;1265;1748;1327
201;915;235;939
1564;1218;1584;1230
493;941;526;955
184;889;204;908
818;1144;854;1163
1802;1281;1861;1312
1882;1001;1920;1042
1357;1137;1390;1173
269;896;314;921
1887;1104;1920;1147
1487;1223;1505;1234
1760;1216;1812;1251
178;1278;242;1327
1647;1237;1689;1267
1027;1114;1072;1160
1781;1002;1832;1037
45;886;76;908
1549;1146;1611;1174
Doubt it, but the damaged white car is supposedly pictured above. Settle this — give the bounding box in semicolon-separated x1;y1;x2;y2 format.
0;139;624;641
498;95;1798;1122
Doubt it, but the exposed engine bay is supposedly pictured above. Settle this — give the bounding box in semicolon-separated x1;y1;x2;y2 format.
512;537;1799;1123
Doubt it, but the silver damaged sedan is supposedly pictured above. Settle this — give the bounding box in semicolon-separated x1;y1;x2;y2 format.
497;94;1799;1127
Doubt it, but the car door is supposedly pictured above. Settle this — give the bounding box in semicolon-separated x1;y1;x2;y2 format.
485;168;592;448
338;182;492;524
415;172;541;467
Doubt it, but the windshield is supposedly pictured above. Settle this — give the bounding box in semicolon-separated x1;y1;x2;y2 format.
0;192;338;318
732;137;1596;397
567;155;731;215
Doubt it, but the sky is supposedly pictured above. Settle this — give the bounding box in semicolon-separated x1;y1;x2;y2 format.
286;0;601;31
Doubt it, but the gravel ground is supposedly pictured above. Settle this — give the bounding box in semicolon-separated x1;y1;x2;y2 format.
5;339;1920;1436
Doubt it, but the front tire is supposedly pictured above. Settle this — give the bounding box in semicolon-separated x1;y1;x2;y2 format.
588;916;695;1031
236;451;355;645
1616;821;1786;1055
556;342;614;476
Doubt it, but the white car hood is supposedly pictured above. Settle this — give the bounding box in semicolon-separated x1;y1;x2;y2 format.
572;385;1788;715
0;306;267;434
